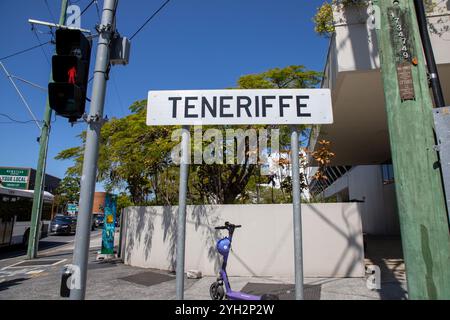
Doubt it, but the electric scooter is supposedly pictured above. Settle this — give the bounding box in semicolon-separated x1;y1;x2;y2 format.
210;221;279;300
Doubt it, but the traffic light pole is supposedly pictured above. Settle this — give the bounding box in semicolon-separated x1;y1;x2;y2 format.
373;0;450;299
70;0;118;300
27;0;69;260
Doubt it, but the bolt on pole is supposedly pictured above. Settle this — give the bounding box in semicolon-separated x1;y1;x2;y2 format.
176;125;190;300
291;126;304;300
70;0;118;300
27;0;69;260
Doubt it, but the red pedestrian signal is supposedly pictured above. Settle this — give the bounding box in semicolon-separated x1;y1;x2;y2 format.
48;29;91;122
68;66;77;84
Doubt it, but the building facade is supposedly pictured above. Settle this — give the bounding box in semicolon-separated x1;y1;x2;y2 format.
309;2;450;235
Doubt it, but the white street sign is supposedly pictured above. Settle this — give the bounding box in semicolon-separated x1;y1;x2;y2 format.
147;89;333;126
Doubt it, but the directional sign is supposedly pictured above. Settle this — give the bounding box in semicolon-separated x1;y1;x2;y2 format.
147;89;333;126
0;168;30;189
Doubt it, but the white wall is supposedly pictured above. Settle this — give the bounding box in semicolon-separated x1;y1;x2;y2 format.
121;203;365;278
324;165;400;235
331;3;450;74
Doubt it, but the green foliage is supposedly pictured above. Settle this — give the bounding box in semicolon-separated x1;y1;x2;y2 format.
56;65;322;206
313;0;368;38
314;2;335;37
54;174;80;213
116;192;134;213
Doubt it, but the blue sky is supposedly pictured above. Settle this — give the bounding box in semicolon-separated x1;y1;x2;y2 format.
0;0;329;188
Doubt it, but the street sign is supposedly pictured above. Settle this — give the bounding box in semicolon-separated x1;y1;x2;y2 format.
147;88;333;300
0;168;30;189
66;5;81;29
67;203;78;215
147;89;333;126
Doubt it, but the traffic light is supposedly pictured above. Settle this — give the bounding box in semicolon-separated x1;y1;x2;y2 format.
48;29;91;122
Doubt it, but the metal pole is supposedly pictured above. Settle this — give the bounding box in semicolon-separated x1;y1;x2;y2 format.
70;0;117;300
291;127;304;300
373;0;450;299
413;0;445;108
176;125;190;300
27;0;68;260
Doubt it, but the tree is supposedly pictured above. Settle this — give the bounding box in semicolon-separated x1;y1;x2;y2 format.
54;174;80;213
190;65;322;204
56;100;178;205
56;65;322;205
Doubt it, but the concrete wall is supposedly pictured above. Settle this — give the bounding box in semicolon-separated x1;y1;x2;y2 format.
121;203;365;278
324;165;400;235
331;3;450;74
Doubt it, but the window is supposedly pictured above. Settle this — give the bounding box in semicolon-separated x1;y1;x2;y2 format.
382;164;395;184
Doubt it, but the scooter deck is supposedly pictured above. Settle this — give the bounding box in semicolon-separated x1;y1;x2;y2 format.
227;291;261;300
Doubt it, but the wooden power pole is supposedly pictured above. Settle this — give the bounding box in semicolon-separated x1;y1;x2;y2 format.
373;0;450;299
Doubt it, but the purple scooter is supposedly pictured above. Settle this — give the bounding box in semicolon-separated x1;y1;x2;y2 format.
210;222;279;300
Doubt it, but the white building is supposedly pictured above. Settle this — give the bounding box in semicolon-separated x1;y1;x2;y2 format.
309;2;450;235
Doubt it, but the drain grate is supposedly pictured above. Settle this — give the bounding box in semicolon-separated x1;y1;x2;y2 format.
6;259;65;268
119;271;174;287
240;283;322;300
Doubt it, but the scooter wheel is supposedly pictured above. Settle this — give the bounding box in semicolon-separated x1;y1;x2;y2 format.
210;282;225;300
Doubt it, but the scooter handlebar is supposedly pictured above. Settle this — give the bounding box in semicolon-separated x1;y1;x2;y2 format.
215;223;241;230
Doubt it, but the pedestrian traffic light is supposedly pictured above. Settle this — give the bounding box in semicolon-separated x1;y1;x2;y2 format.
48;29;91;123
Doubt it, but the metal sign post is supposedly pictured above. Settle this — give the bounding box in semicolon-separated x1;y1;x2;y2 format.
290;126;304;300
176;125;190;300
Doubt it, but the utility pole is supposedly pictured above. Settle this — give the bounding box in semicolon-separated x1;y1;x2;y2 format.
373;0;450;299
70;0;118;300
27;0;69;260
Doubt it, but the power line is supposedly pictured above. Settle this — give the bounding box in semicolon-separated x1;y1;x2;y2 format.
129;0;172;40
94;0;101;20
0;41;52;61
73;0;96;23
0;113;42;124
32;27;51;66
44;0;57;24
110;70;126;116
0;61;42;130
11;75;47;92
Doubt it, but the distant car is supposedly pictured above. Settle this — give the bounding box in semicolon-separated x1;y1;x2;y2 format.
93;214;104;228
50;215;77;235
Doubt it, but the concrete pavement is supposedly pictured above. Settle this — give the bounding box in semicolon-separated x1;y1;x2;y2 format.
0;233;408;300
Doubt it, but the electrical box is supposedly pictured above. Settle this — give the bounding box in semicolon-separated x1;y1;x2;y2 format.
110;36;130;65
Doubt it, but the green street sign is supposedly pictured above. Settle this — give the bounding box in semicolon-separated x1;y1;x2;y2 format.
67;203;78;214
0;168;30;189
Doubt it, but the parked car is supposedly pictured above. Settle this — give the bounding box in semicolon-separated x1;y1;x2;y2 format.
93;214;104;228
50;215;77;235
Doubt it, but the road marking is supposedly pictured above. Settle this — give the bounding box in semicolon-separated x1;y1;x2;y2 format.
51;258;67;266
26;269;44;275
2;258;67;270
1;260;25;270
0;231;103;263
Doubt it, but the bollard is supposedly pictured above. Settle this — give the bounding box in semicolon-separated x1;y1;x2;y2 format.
60;266;72;297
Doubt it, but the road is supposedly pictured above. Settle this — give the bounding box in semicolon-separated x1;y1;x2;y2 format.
0;229;103;269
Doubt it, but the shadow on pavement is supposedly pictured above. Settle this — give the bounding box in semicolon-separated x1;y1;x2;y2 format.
0;240;71;261
0;278;29;292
